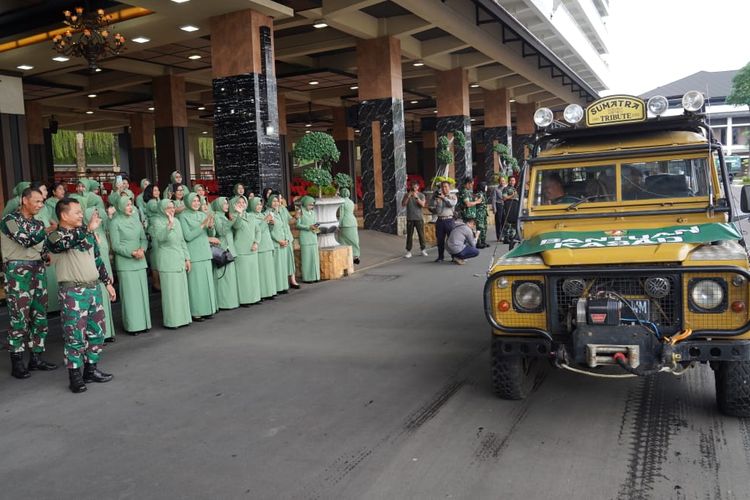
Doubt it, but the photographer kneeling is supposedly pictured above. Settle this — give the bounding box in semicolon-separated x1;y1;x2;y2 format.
446;217;480;265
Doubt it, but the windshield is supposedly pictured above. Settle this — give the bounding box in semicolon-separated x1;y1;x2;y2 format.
531;156;711;207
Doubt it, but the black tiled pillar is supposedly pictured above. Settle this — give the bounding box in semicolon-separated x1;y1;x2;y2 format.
129;113;155;183
210;10;281;198
356;36;407;234
436;68;472;182
483;126;512;179
436;115;472;182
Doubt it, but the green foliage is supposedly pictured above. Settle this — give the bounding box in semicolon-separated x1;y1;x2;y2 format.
437;135;453;166
198;137;214;162
492;143;510;155
302;167;333;188
306;184;338;197
491;142;520;176
728;62;750;107
293;131;340;169
52;130;117;165
334;172;353;189
743;176;750;185
431;176;456;186
52;130;77;163
453;130;466;149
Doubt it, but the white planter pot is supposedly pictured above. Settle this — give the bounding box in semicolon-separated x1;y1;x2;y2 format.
313;196;345;248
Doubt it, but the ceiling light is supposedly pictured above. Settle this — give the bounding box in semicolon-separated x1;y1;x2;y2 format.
148;107;155;111
85;110;94;115
470;118;476;121
87;94;97;98
313;20;328;29
95;68;102;72
52;8;125;73
52;56;69;62
509;99;516;103
354;129;360;133
412;61;424;67
349;85;358;90
188;54;201;60
433;110;437;113
410;100;418;104
309;80;319;85
305;123;312;128
17;65;33;70
171;0;190;3
180;25;199;32
197;106;206;110
470;83;480;88
408;140;413;143
132;37;150;44
305;130;311;134
202;130;208;134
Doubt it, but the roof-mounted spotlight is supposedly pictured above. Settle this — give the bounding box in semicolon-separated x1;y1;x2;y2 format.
563;104;583;124
681;90;705;112
647;95;669;117
533;107;554;128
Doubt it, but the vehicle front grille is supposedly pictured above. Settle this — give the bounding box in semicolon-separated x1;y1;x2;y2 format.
551;273;681;335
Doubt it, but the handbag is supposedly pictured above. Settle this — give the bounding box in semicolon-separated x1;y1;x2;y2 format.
211;245;235;268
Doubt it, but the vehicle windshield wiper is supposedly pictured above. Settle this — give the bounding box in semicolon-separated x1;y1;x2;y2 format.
566;194;610;211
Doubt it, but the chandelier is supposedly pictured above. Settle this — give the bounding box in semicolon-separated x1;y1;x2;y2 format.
52;7;126;72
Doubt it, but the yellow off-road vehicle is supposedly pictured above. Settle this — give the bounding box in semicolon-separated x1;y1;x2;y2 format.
484;92;750;417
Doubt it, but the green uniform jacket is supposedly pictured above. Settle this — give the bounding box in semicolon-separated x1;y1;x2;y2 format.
255;212;275;253
108;198;148;271
297;208;318;246
179;193;212;263
232;209;260;255
153;216;189;272
211;201;240;256
338;198;357;228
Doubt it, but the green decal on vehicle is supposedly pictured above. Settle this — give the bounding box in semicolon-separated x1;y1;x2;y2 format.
505;223;742;258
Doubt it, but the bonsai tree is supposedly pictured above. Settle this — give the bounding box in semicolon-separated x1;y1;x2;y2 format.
492;143;520;176
334;172;353;190
293;131;341;197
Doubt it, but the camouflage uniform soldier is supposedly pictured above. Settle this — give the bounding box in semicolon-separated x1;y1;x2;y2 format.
1;187;58;379
475;182;489;249
47;197;116;394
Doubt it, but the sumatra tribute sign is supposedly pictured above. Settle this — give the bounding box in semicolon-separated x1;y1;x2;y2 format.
585;95;646;127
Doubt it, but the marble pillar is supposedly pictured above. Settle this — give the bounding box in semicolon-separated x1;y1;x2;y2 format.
211;10;281;198
482;88;513;181
420;119;437;183
436;68;472;182
513;102;536;161
482;127;512;179
436;116;472;182
332;106;356;200
358;98;406;234
129;113;155;183
153;75;189;185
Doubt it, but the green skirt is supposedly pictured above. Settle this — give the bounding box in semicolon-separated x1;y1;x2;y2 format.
235;253;261;305
286;240;296;273
117;269;152;332
273;247;290;293
214;261;239;310
258;250;277;298
338;226;360;258
159;270;192;328
46;264;60;313
300;244;320;282
99;282;115;338
187;259;218;317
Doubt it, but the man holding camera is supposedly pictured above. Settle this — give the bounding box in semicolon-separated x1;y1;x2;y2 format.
429;181;458;262
401;181;428;258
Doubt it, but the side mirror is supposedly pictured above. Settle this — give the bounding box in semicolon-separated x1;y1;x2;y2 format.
741;185;750;213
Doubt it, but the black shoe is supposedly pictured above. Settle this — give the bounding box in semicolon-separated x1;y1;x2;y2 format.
204;315;214;320
104;337;116;343
83;363;113;383
279;290;288;295
353;258;360;265
434;258;444;263
10;352;30;379
290;283;301;289
68;368;87;393
28;352;58;371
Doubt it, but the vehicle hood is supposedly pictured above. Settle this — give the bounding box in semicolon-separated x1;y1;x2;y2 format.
505;223;742;266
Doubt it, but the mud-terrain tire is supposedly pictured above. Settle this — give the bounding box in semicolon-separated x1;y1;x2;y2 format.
491;336;535;400
715;361;750;417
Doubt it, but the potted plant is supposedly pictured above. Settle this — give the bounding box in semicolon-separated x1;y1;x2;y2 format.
292;132;343;248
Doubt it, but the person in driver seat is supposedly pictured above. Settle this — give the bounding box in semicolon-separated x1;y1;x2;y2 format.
542;173;579;205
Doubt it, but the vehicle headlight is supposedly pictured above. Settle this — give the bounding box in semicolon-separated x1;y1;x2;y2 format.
533;107;554;128
647;95;669;116
689;279;725;311
513;281;544;312
681;90;705;112
563;104;583;124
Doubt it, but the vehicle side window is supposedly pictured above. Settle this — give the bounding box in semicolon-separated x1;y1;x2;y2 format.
621;158;709;200
533;165;615;205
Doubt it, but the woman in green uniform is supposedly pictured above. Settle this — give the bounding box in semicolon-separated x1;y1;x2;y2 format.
153;200;192;329
135;178;150;215
85;206;116;341
143;185;161;290
31;182;61;314
163;171;184;200
172;184;187;215
83;179;106;212
233;183;247;203
46;182;65;224
231;196;262;306
108;196;151;334
278;194;300;289
250;197;277;299
266;195;290;294
179;192;218;320
296;196;321;283
211;197;240;310
336;188;360;265
2;181;31;216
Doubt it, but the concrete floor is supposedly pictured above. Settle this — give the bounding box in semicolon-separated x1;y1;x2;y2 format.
2;223;750;499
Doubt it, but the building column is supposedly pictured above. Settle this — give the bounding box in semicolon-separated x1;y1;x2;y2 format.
332;106;356;200
153;74;189;185
513;102;536;161
356;36;407;234
482;88;513;181
420;120;437;184
25;101;50;182
117;128;131;173
129;113;155;182
210;9;281;198
436;68;472;183
278;94;290;199
0;76;30;205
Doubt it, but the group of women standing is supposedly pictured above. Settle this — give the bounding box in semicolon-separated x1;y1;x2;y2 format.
5;172;366;342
